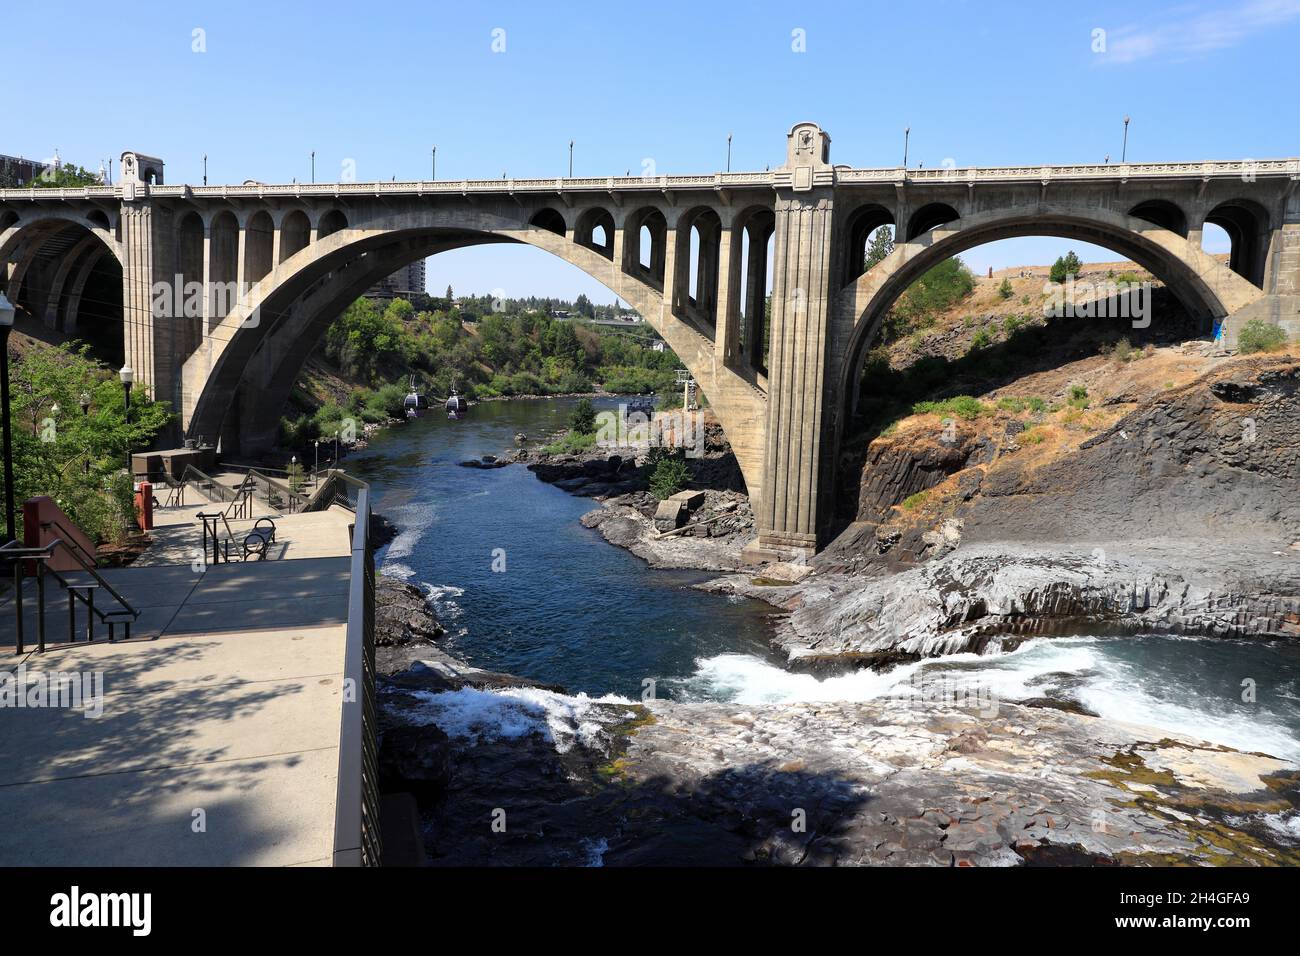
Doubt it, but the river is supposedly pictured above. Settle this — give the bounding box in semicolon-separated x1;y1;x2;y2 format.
351;396;1300;763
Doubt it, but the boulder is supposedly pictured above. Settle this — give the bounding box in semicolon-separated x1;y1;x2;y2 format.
654;498;687;532
378;724;452;795
668;489;706;511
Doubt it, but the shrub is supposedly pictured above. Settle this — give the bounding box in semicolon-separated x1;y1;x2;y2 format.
649;456;691;500
1067;384;1090;409
971;329;994;349
541;430;597;455
996;396;1027;413
570;397;597;435
913;395;987;420
1237;319;1288;354
997;278;1014;299
901;490;929;511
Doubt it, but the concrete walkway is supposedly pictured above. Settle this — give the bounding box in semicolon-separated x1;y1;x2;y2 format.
0;501;359;866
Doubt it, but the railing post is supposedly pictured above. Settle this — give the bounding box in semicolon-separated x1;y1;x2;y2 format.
35;559;46;653
12;558;23;656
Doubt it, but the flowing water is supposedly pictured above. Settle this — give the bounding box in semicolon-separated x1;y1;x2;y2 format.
351;397;1300;762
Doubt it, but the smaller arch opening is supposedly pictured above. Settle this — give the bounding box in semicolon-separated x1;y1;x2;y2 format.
844;203;896;284
626;207;667;284
575;207;615;260
244;210;275;285
529;208;566;237
0;211;19;232
1203;198;1270;287
280;210;311;262
1129;200;1188;238
86;210;110;232
318;209;348;239
906;203;960;242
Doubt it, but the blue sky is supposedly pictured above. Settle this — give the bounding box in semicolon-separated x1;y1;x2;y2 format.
10;0;1298;299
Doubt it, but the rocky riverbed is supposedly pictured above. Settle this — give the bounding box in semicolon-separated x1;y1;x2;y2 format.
374;575;1300;866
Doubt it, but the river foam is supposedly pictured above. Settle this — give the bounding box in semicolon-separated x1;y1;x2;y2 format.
678;635;1300;762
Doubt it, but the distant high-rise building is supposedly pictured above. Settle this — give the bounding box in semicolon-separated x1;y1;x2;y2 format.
366;259;427;300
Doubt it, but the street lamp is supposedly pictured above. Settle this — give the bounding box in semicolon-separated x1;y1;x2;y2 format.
119;363;134;481
726;132;732;172
0;291;15;544
1122;115;1131;163
311;150;316;184
119;364;134;422
903;127;911;168
432;145;436;180
568;139;574;177
314;438;320;478
203;154;208;186
79;391;91;474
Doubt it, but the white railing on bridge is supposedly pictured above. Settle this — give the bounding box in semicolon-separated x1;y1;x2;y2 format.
1;159;1296;203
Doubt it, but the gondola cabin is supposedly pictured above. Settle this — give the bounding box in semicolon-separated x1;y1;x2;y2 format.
445;388;468;421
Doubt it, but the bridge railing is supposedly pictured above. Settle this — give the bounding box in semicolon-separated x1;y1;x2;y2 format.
3;159;1296;204
332;478;381;867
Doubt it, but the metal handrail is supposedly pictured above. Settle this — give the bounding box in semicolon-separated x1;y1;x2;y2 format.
332;481;380;866
44;536;136;623
39;518;98;569
2;537;138;653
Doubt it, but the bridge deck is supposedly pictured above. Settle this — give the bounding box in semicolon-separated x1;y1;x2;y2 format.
0;506;358;866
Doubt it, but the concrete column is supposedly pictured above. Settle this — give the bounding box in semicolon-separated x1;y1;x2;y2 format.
118;200;183;429
743;225;769;370
714;224;741;366
271;227;281;273
611;221;627;286
696;224;719;324
235;223;247;295
201;226;213;335
754;189;835;558
667;222;688;318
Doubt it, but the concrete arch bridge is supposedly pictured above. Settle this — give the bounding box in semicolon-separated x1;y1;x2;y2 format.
3;127;1297;557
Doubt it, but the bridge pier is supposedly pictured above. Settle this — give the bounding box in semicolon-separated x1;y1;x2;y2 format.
747;124;839;562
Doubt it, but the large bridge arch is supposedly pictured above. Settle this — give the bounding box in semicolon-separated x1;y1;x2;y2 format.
0;214;123;343
182;206;768;505
834;202;1267;417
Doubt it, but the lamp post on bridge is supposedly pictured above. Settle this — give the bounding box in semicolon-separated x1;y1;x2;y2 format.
0;292;15;545
203;154;207;186
726;133;732;172
432;146;436;181
1122;116;1131;163
903;127;910;168
311;151;316;184
568;140;573;177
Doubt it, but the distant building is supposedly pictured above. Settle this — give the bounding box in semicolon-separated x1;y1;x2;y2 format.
0;153;55;187
366;259;427;300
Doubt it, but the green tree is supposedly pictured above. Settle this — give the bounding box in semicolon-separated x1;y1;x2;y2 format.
15;163;102;189
863;225;895;271
997;277;1014;299
8;342;173;542
1049;250;1083;284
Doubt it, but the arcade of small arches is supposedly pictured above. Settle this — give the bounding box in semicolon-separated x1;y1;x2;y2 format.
1;128;1295;557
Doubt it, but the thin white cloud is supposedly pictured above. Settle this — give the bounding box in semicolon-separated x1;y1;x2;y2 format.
1102;0;1300;64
